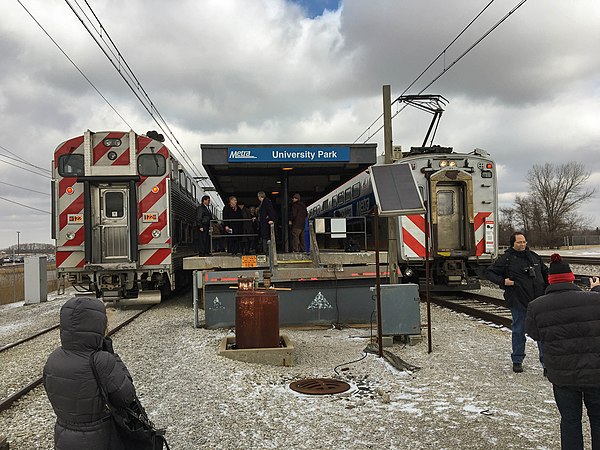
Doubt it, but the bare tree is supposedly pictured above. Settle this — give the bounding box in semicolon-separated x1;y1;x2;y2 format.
526;162;596;246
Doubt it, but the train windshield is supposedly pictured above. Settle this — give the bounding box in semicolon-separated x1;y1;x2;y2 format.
58;154;84;177
138;154;166;176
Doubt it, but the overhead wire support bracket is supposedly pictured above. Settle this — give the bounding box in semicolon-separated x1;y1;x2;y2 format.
393;95;449;147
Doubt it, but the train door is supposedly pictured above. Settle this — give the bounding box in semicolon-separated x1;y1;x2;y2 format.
435;184;465;250
91;186;130;263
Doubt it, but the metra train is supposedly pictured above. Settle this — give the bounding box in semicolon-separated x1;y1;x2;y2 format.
307;146;498;290
51;130;221;304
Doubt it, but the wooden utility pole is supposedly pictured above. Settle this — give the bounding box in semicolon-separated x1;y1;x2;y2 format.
383;85;399;283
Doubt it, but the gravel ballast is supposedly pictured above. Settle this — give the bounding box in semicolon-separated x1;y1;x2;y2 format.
1;287;595;449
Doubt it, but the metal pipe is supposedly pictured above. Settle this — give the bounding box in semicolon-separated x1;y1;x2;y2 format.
424;200;432;353
374;207;383;358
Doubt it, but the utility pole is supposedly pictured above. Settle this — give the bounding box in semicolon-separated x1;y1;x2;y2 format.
383;85;399;283
17;231;20;258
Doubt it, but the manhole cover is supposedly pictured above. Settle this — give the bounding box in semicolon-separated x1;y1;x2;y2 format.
289;378;351;395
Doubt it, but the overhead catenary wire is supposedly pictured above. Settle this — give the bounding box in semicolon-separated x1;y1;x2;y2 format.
0;181;51;196
0;195;51;215
0;155;51;179
15;0;133;130
354;0;529;144
65;0;210;184
0;144;51;174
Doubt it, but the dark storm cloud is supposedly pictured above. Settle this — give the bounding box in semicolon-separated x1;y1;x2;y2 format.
0;0;598;248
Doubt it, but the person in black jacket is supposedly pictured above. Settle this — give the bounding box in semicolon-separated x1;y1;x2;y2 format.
223;196;242;255
257;191;277;254
526;254;600;449
43;297;139;450
289;193;307;252
196;195;212;256
485;231;548;373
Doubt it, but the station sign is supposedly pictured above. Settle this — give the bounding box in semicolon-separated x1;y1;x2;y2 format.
227;146;350;163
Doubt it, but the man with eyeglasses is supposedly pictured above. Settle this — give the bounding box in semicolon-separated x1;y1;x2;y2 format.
486;231;548;373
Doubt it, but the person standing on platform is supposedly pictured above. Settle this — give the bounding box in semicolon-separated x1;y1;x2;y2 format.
257;191;276;254
196;195;212;256
238;201;254;255
223;196;242;255
485;231;548;373
526;255;600;449
289;193;307;253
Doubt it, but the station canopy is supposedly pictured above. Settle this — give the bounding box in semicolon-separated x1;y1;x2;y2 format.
201;144;377;208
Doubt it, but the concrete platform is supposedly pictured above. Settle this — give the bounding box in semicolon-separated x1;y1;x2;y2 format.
218;335;295;366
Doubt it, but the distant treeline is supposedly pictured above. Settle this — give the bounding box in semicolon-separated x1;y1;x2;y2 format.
1;242;55;255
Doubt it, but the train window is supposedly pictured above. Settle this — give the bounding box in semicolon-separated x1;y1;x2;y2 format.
437;191;454;216
58;154;84;177
186;177;192;196
138;154;166;176
337;192;345;205
104;192;124;218
322;199;329;212
352;183;360;199
192;184;197;201
344;188;351;202
332;196;338;208
178;171;185;189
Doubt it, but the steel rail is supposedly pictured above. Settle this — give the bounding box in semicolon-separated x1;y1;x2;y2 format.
431;292;512;329
0;305;152;413
0;324;60;353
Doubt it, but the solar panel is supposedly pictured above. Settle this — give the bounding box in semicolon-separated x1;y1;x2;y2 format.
369;163;425;216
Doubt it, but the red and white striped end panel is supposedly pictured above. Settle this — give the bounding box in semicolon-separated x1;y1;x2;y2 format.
54;136;84;169
56;251;85;269
401;214;429;258
140;248;171;266
137;136;169;157
474;211;492;256
92;132;129;166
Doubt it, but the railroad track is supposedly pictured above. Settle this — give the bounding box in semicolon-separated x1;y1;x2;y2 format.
0;305;153;413
0;324;60;353
431;292;512;328
540;255;600;266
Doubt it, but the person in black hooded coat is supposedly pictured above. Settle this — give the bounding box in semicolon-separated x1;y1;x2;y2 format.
43;297;137;450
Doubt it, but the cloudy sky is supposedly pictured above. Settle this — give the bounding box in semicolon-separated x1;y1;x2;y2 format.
1;0;599;250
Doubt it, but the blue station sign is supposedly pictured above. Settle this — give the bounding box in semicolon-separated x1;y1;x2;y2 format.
227;146;350;163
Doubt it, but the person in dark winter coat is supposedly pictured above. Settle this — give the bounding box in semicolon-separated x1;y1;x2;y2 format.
238;201;255;255
485;231;548;373
43;297;138;450
196;195;212;256
223;196;242;254
257;191;277;253
289;193;307;252
526;254;600;449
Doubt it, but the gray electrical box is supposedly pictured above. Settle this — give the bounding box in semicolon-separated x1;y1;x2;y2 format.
24;255;48;305
377;283;420;335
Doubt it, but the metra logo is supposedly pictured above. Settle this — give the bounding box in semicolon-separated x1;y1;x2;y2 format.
229;150;256;159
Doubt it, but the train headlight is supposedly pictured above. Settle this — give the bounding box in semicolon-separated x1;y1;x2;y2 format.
439;160;448;167
481;170;493;178
152;229;161;238
151;186;160;194
66;232;75;240
107;151;118;161
449;161;457;167
404;268;414;278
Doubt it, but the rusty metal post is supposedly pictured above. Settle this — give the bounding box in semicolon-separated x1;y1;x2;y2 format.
235;277;279;349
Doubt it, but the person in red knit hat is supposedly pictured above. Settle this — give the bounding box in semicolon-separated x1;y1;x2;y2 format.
526;253;600;449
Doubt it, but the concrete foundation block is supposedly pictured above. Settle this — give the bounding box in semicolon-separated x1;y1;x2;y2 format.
219;335;296;366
